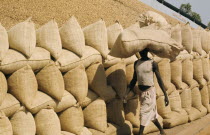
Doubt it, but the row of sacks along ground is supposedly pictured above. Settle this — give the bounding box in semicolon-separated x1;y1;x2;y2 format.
0;13;210;135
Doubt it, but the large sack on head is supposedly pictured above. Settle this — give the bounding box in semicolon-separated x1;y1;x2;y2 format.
35;108;61;135
60;16;85;57
8;65;37;108
86;63;115;102
83;98;107;132
171;24;182;45
59;106;84;135
83;19;109;58
106;62;127;99
0;111;13;135
64;65;88;103
201;29;210;53
109;27;182;59
36;63;65;101
80;89;98;108
10;107;36;135
192;29;202;55
0;94;20;117
0;23;9;61
27;91;56;114
8;18;36;58
0;72;7;105
107;22;123;49
107;99;125;126
56;49;81;72
124;97;140;128
81;46;102;68
54;90;77;113
181;23;193;53
200;85;210;112
36;19;62;60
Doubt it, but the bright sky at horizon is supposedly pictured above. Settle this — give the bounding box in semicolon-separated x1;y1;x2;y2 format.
164;0;210;25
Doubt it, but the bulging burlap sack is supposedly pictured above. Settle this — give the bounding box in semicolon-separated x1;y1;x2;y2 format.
10;107;36;135
60;16;85;57
181;23;193;53
83;19;109;58
202;55;210;82
27;91;56;114
80;89;99;108
0;111;12;135
171;24;182;45
64;65;88;103
200;85;210;113
103;53;122;68
0;23;9;61
163;112;188;128
36;63;65;101
88;129;105;135
81;46;102;68
106;62;127;99
124;97;140;128
0;94;20;117
59;106;84;135
192;29;203;55
8;65;37;107
8;18;36;58
109;28;182;59
0;72;7;105
35;108;61;135
201;29;210;54
107;99;125;126
122;55;138;66
36;19;62;60
193;57;206;87
86;63;115;101
83;98;107;132
54;90;77;113
107;22;123;49
156;96;172;119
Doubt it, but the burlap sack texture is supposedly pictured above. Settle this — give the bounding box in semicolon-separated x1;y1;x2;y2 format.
80;89;99;108
0;111;13;135
0;23;9;62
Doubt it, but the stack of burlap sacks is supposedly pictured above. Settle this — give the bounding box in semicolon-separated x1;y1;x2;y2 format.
0;13;210;135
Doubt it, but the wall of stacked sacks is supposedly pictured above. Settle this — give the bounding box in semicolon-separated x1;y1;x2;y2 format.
0;13;209;135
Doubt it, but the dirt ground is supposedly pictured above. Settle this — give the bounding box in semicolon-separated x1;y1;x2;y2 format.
0;0;181;29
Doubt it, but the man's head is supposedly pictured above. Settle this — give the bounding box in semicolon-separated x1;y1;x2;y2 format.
139;48;149;58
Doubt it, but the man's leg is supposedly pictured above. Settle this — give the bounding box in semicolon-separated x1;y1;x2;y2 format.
138;125;145;135
152;119;166;135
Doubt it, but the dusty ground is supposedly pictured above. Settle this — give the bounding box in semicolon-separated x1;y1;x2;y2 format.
0;0;181;29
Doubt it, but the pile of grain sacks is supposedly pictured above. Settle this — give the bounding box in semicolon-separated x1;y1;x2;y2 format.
0;11;209;135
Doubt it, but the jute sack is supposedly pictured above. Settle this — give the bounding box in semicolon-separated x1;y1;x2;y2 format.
200;85;210;113
122;55;138;66
181;23;193;53
0;23;9;61
83;19;109;58
0;111;12;135
107;99;125;126
0;94;20;117
36;63;65;101
107;22;123;49
10;107;36;135
163;112;188;128
109;28;182;59
36;19;62;60
59;16;85;57
59;106;84;135
83;98;107;132
88;129;105;135
124;97;140;128
201;55;210;82
106;62;127;99
8;65;37;108
86;63;115;102
0;72;7;105
54;90;77;113
27;91;56;114
8;18;36;58
81;46;102;68
28;47;51;72
55;49;81;72
171;24;182;45
64;65;88;103
192;29;203;55
80;89;99;108
201;29;210;54
103;53;122;68
126;63;134;85
35;108;61;135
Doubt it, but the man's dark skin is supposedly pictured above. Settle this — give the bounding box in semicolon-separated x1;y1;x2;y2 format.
128;48;169;135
